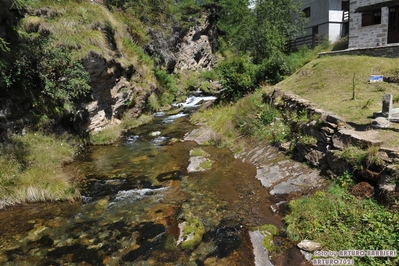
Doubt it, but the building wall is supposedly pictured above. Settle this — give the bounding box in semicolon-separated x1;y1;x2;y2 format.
349;0;390;48
302;0;347;42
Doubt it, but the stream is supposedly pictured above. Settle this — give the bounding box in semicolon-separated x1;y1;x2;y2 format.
0;96;312;265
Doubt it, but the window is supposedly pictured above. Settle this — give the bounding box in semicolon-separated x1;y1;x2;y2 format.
303;7;311;18
362;9;381;26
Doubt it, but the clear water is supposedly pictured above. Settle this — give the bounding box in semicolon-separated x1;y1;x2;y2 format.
0;106;304;265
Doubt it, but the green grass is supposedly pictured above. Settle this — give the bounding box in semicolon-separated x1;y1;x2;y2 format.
0;132;80;208
24;0;156;84
190;89;290;150
277;56;399;124
90;114;153;145
284;182;399;266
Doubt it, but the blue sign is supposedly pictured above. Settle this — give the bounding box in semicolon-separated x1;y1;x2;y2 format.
370;75;383;83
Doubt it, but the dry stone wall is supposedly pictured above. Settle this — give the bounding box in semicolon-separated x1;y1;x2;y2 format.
265;89;399;205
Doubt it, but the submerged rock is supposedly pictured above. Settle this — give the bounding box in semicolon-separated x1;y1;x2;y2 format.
187;148;214;172
177;212;205;250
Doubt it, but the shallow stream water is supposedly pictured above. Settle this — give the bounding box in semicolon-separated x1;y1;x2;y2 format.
0;97;309;265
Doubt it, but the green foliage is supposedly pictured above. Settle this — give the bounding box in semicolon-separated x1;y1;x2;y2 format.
217;56;259;100
10;0;30;10
335;170;355;189
154;68;178;95
106;0;177;26
89;126;121;145
199;69;218;81
233;92;289;144
39;46;91;101
285;184;399;266
337;145;383;171
218;0;305;64
0;38;10;53
257;52;290;84
148;92;161;111
5;36;90;119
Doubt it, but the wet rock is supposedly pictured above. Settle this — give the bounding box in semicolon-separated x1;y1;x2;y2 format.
187;149;214;172
184;127;219;145
150;131;161;137
214;225;242;257
177;212;205;250
270;170;322;195
297;239;322;252
26;225;47;242
249;230;273;266
270;201;287;214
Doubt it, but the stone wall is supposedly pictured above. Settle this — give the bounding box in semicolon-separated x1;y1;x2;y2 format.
319;43;399;57
265;89;399;206
349;0;390;48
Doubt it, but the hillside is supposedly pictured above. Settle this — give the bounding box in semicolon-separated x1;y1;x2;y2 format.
0;0;218;207
276;55;399;148
0;0;218;142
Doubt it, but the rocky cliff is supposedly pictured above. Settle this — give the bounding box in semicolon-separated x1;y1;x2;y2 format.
0;2;219;137
83;8;218;132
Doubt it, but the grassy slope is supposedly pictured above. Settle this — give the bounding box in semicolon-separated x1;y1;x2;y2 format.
276;55;399;148
0;1;159;207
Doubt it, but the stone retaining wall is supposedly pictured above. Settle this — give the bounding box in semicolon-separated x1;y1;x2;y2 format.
318;44;399;58
265;89;399;206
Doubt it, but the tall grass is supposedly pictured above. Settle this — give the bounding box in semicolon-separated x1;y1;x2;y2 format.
25;0;155;83
0;132;80;209
190;89;290;149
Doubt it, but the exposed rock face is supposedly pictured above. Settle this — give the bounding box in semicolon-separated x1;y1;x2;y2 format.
83;55;138;131
146;8;218;73
174;20;216;71
82;9;218;132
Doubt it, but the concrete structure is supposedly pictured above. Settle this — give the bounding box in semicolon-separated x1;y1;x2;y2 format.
291;0;349;49
349;0;399;48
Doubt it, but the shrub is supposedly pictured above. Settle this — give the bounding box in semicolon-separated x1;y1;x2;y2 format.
217;56;259;100
257;52;290;84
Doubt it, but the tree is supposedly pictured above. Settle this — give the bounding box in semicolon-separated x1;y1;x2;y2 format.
218;0;305;63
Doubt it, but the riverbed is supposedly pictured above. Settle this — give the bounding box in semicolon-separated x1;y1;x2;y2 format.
0;97;320;265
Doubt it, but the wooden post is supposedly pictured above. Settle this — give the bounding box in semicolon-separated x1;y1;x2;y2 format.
352;73;356;100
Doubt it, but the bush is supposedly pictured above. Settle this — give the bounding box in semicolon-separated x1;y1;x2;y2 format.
217;56;259;100
257;52;290;84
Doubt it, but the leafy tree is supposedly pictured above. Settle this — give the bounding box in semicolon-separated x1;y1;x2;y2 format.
218;0;305;63
4;36;90;118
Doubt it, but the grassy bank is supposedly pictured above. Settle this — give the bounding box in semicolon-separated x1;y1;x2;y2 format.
285;180;398;266
0;132;80;208
190;53;399;265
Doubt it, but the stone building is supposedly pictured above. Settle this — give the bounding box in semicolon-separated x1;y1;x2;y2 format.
349;0;399;48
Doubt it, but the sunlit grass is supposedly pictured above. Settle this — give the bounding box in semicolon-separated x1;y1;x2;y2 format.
285;182;399;266
90;114;153;145
25;0;155;84
0;132;80;208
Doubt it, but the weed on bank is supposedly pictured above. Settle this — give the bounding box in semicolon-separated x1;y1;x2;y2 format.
0;132;80;208
284;180;398;266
